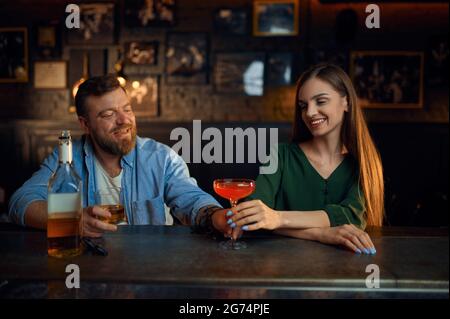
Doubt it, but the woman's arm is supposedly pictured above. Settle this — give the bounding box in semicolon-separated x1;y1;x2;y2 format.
231;200;376;254
273;227;321;241
273;225;376;254
234;176;367;231
231;199;330;230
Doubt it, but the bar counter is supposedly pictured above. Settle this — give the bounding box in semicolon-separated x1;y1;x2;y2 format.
0;225;448;298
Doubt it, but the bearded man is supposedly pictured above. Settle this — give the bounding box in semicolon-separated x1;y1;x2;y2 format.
9;74;231;238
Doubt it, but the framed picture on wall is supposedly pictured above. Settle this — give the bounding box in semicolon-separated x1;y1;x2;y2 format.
66;3;115;44
124;75;159;117
165;32;208;85
124;41;158;65
214;52;265;96
350;51;424;109
0;27;28;83
266;52;292;86
253;0;299;36
213;8;249;35
36;22;62;59
124;0;176;27
34;61;67;89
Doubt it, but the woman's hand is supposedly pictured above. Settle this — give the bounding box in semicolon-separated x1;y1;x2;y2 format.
317;224;376;254
230;200;282;231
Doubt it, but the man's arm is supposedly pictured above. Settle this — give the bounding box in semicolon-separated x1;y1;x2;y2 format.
194;205;232;237
8;148;58;226
163;148;222;226
23;200;48;229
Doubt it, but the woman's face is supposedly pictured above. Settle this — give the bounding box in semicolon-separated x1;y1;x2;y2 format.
297;77;348;138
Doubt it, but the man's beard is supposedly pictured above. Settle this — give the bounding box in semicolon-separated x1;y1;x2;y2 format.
91;124;137;156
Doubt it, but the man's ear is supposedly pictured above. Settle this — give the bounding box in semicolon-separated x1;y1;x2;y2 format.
78;116;90;134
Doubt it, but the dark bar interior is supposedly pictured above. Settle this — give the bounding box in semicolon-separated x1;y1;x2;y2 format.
0;0;448;302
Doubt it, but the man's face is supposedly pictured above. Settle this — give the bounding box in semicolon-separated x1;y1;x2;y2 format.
80;87;137;156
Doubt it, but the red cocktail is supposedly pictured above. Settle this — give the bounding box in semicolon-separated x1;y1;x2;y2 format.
213;179;256;206
213;179;256;250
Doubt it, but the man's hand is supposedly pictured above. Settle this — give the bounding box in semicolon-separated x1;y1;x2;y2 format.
210;208;234;238
83;206;117;238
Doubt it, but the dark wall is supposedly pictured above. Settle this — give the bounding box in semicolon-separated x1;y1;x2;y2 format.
0;0;448;122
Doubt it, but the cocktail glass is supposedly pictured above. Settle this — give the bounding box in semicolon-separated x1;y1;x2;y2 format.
213;178;256;250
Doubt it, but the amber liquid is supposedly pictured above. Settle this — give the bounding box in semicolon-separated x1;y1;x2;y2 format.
47;212;82;258
98;204;126;225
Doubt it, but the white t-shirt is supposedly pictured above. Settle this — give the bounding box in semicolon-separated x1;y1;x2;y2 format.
94;155;122;205
93;154;174;225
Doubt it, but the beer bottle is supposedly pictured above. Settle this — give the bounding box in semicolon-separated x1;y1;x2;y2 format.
47;130;83;258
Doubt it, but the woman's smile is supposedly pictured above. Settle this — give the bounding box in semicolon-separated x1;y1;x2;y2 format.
308;117;328;129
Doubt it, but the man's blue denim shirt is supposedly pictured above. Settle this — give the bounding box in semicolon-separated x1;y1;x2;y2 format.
8;135;221;226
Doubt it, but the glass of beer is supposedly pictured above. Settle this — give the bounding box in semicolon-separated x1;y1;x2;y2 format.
94;187;127;225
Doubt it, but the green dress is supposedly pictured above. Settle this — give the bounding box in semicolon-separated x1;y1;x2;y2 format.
249;143;366;229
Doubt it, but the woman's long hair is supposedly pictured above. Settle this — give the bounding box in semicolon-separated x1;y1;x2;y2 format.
292;63;384;226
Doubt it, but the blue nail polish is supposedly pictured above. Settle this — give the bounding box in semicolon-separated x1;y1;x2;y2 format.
230;223;236;228
355;249;362;254
242;225;249;231
371;248;377;255
363;249;370;254
226;210;233;217
227;219;233;225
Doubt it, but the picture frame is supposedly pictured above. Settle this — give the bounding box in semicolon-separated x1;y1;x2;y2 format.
350;51;424;109
34;61;67;89
124;75;159;117
253;0;299;37
124;41;158;65
66;3;115;45
266;52;292;86
213;8;249;35
36;21;62;59
124;0;176;28
0;27;28;83
165;32;208;85
214;52;265;96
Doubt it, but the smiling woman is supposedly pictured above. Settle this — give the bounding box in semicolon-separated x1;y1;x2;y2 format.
230;63;384;255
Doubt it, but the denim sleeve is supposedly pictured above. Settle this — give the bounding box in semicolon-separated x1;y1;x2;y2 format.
8;147;58;226
163;149;221;225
